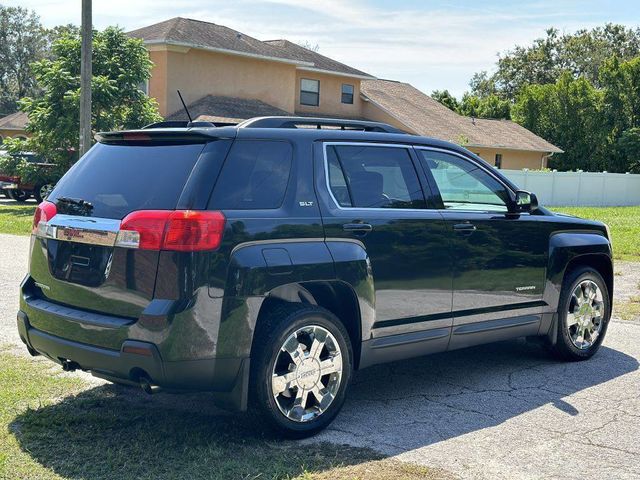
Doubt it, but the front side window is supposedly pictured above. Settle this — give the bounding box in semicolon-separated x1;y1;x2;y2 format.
341;84;354;104
417;149;509;212
326;144;425;209
300;78;320;106
210;140;292;209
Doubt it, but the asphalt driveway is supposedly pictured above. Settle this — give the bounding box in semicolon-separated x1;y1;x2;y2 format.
1;232;639;479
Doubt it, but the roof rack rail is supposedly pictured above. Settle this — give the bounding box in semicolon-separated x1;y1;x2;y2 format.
142;120;223;129
237;116;407;134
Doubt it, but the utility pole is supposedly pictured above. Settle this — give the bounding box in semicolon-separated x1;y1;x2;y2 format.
79;0;92;156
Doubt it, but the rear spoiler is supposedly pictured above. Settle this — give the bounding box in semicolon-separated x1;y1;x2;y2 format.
95;128;236;145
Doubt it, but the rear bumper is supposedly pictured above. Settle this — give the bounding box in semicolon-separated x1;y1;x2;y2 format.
17;294;250;411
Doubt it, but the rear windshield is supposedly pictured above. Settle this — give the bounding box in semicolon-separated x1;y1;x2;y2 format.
48;142;205;219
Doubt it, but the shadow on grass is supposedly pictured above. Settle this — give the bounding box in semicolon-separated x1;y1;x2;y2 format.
8;384;386;480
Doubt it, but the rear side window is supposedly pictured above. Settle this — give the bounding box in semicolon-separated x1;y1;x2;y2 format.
48;143;205;219
209;140;292;209
326;144;426;209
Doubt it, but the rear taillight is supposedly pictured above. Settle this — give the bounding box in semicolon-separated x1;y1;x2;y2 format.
117;210;225;252
32;201;57;234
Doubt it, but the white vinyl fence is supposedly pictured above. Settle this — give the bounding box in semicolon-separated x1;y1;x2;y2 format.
501;169;640;207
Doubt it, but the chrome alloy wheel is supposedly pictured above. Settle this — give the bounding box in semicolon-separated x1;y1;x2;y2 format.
271;325;343;422
39;183;54;201
567;280;605;350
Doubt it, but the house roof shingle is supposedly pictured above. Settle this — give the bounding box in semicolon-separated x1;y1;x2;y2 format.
263;39;373;78
361;79;562;153
129;18;373;78
0;111;28;131
128;17;310;66
165;94;290;124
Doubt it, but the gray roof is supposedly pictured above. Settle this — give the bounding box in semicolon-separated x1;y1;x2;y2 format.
264;39;373;78
361;79;562;153
0;111;28;131
165;95;290;124
129;18;373;77
128;17;308;65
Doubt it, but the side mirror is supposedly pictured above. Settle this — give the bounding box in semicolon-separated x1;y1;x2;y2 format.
514;190;538;213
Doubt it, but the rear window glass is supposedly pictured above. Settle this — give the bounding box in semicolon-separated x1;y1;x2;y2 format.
48;142;205;219
209;140;292;209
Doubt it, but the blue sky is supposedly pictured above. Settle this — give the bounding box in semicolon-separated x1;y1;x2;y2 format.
6;0;640;96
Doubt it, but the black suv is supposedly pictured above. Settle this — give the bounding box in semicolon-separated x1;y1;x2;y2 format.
18;117;613;436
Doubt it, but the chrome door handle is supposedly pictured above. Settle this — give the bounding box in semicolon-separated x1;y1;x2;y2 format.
343;223;373;236
453;223;477;235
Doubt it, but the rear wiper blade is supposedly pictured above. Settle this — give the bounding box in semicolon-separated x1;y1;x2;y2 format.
56;196;94;214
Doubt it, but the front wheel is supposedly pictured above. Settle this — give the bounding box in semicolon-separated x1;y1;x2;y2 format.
551;266;611;361
251;303;352;438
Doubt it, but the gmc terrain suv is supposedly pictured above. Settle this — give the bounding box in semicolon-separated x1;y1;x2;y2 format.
18;117;613;436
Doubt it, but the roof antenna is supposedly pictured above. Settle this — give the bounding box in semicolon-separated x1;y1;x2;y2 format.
177;90;193;123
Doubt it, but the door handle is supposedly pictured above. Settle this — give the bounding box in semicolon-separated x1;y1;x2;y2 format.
453;223;477;235
343;223;373;236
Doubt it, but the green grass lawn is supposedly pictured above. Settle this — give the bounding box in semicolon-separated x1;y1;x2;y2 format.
0;349;444;480
0;202;637;260
0;203;35;236
551;206;640;261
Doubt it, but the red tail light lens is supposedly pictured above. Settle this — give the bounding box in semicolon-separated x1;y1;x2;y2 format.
32;201;57;233
118;210;225;252
164;210;226;251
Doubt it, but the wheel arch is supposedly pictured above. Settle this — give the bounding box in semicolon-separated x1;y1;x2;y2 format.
254;280;363;369
545;231;613;311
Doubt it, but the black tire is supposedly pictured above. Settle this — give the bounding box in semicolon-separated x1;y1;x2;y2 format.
551;266;610;361
6;189;30;202
250;302;353;438
34;183;54;203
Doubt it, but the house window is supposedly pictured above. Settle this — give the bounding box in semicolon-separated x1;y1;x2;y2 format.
494;153;503;169
300;79;320;106
341;84;354;104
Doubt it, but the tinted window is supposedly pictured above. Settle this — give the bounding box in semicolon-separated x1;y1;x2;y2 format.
48;142;205;219
418;149;509;212
341;84;354;104
300;78;320;106
210;140;292;209
327;145;425;209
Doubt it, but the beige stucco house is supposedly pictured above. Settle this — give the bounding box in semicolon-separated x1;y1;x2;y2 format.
128;17;561;170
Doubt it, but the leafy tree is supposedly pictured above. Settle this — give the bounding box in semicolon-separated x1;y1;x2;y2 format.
19;26;161;168
0;5;49;115
473;24;640;101
599;56;640;172
432;90;511;120
616;127;640;173
512;73;605;171
431;89;459;111
458;93;511;119
468;71;498;98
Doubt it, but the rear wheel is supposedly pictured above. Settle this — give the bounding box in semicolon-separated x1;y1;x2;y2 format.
7;189;30;202
551;266;610;361
251;303;352;438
